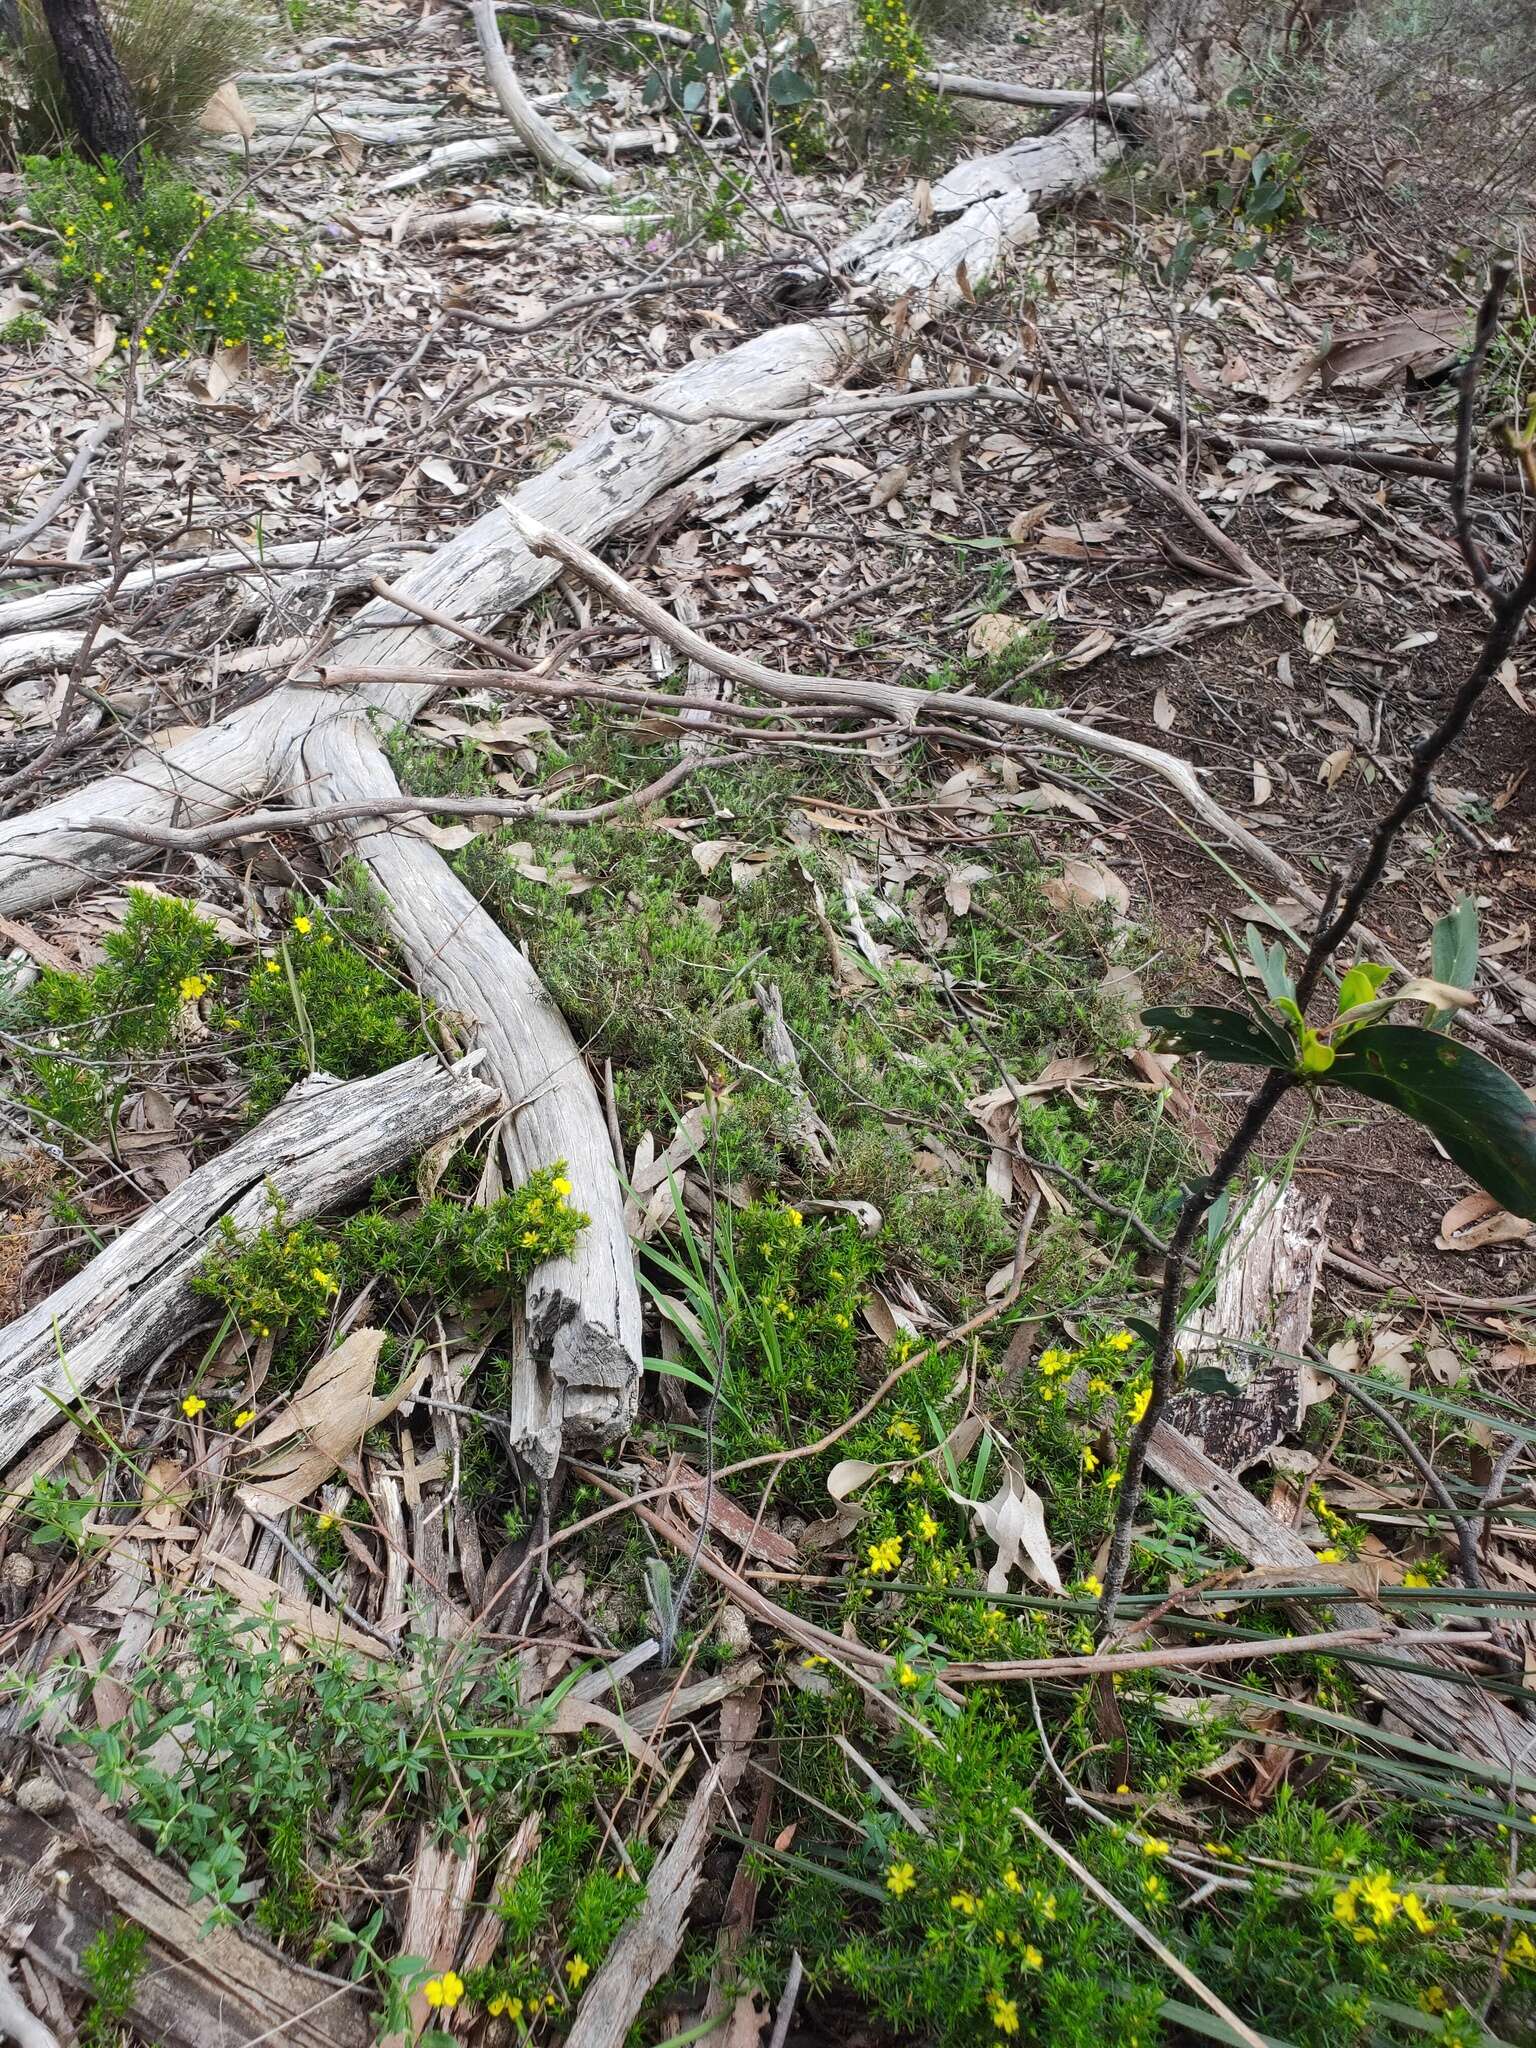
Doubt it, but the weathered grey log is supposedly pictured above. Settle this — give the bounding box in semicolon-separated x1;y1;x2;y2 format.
923;70;1160;111
1162;1178;1328;1472
471;0;613;190
0;1053;498;1469
0;122;1124;1472
295;715;640;1473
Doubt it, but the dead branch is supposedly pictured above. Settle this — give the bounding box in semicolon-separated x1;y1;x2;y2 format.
469;0;615;191
0;1053;498;1470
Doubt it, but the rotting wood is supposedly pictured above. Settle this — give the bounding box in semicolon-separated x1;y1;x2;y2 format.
922;70;1163;111
563;1766;724;2048
0;1777;372;2048
0;1053;498;1471
1161;1178;1328;1473
1146;1421;1536;1788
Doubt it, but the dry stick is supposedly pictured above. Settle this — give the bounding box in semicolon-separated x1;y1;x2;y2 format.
506;513;1303;896
1013;1809;1268;2048
469;0;614;190
0;415;122;559
87;755;717;854
506;518;1536;1069
1099;261;1536;1620
939;1624;1488;1684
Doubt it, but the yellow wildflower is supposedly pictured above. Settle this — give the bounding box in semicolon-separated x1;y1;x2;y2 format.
867;1536;902;1575
1359;1871;1401;1925
293;914;312;934
949;1892;979;1916
896;1662;919;1688
990;1995;1020;2034
311;1266;338;1293
1107;1330;1135;1351
886;1861;916;1896
423;1971;464;2009
264;957;281;973
916;1510;939;1541
1022;1945;1044;1969
1401;1568;1430;1588
179;973;208;1001
1143;1873;1167;1902
1127;1383;1152;1427
1082;1445;1099;1474
1039;1348;1071;1377
234;1408;256;1428
1002;1868;1023;1893
1141;1836;1170;1858
316;1511;337;1531
786;1207;803;1226
1104;1469;1122;1489
1080;1573;1104;1599
553;1174;572;1197
521;1230;540;1247
1402;1893;1435;1935
566;1955;590;1988
488;1993;523;2018
1317;1548;1343;1565
1509;1930;1536;1967
1419;1988;1449;2014
181;1394;206;1417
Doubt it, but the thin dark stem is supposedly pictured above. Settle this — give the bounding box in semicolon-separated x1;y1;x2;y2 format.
1098;262;1536;1625
1451;261;1512;600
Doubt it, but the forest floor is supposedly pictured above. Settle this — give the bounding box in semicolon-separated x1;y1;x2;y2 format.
2;2;1536;2046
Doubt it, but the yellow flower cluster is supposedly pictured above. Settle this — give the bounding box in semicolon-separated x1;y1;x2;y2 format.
423;1970;463;2008
1331;1871;1438;1940
867;1535;902;1575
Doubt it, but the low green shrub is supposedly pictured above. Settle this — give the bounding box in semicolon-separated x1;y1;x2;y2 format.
24;149;300;359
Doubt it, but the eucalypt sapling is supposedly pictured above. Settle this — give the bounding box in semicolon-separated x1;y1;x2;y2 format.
1144;898;1536;1224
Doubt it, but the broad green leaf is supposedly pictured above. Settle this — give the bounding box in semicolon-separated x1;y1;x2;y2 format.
1142;1004;1295;1069
1326;1024;1536;1220
1298;1027;1334;1074
1431;894;1479;1028
1336;961;1390;1014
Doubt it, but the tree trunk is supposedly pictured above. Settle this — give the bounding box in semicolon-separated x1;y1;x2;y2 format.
38;0;141;191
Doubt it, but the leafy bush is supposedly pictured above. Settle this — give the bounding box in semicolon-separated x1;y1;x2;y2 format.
234;892;430;1119
192;1169;588;1374
4;0;268;156
16;887;221;1137
25;149;299;359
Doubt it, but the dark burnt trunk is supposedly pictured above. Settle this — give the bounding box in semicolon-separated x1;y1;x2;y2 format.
37;0;141;193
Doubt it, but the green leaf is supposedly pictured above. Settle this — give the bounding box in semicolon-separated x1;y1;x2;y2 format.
1430;893;1479;1028
768;62;814;103
1336;961;1390;1014
1298;1027;1335;1074
1142;1004;1295;1069
1244;923;1294;1004
1326;1024;1536;1220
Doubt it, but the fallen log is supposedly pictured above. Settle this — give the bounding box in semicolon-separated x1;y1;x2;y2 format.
923;70;1162;111
0;91;1176;1470
0;1777;371;2048
0;1053;498;1470
471;0;614;190
294;716;642;1472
